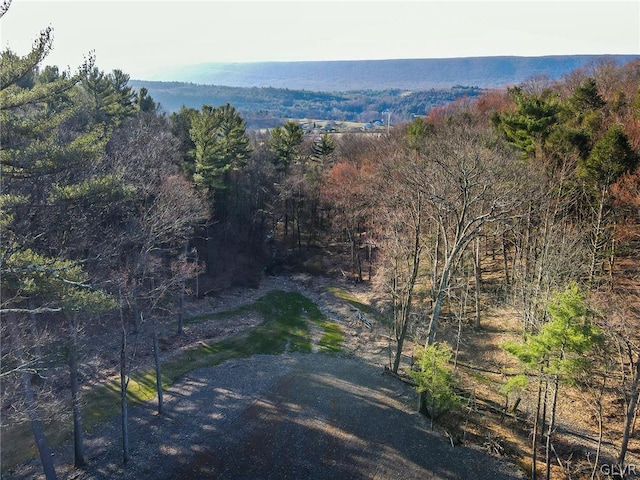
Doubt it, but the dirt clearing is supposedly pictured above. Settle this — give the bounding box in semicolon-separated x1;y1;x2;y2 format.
5;353;525;480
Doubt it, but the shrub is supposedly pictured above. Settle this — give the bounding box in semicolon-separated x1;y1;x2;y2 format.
410;342;461;419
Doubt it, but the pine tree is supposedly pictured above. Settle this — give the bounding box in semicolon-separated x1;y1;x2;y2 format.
503;284;603;480
578;125;639;283
268;120;304;172
191;103;251;195
80;67;137;126
0;12;118;477
492;86;559;159
409;342;461;424
311;132;336;165
579;124;638;189
136;86;157;113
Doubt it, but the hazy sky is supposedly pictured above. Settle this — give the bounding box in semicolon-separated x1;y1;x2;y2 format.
1;0;639;79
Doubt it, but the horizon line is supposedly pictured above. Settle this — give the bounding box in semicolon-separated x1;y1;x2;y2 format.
160;53;640;68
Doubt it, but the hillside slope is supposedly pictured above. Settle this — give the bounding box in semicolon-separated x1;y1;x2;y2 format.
143;55;639;91
128;81;482;121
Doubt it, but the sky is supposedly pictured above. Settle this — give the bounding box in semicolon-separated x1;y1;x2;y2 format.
1;0;639;80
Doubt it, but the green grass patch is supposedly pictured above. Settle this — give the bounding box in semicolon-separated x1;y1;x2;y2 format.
326;285;386;324
83;291;319;430
316;321;344;354
2;290;345;472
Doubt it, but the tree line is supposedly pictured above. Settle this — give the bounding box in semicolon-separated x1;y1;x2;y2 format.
2;4;640;478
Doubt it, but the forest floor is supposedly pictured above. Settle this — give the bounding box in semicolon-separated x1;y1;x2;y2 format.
3;272;638;479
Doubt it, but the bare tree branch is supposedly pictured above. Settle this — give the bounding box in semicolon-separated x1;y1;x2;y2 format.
0;0;12;18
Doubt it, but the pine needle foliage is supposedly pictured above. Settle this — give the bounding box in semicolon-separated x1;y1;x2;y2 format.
503;283;603;384
409;342;461;419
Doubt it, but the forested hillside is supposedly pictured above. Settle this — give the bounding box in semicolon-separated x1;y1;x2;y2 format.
129;80;483;127
2;8;640;480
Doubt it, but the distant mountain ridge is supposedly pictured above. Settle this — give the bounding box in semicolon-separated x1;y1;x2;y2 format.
144;55;639;91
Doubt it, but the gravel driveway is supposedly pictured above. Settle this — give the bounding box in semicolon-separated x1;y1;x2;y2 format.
5;277;527;480
13;352;524;480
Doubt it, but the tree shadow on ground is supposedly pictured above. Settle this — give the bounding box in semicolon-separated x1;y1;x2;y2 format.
7;354;526;480
164;354;525;480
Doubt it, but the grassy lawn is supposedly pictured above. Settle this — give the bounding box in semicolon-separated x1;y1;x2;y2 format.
2;290;343;472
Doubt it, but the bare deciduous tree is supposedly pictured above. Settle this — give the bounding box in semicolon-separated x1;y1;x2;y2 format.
412;117;529;345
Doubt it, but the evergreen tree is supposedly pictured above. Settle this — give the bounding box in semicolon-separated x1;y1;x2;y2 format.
106;69;137;120
80;67;137;126
569;78;605;118
191;103;251;196
404;117;434;154
579;124;638;190
492;86;559;159
409;342;461;423
311;132;336;165
547;77;607;162
170;105;199;176
268;120;304;172
0;14;118;478
136;86;157;113
503;284;603;480
81;67;113;123
576;124;639;284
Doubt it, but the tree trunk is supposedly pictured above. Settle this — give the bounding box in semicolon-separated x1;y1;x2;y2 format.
132;288;140;334
119;298;130;464
427;228;473;346
392;307;409;374
391;195;422;372
531;369;544;480
618;354;640;469
195;250;200;298
591;399;604;480
545;375;559;480
427;265;451;346
284;209;289;241
502;231;510;288
473;237;482;329
540;374;549;448
178;241;188;335
432;229;440;299
68;315;86;468
588;186;607;285
23;368;58;480
10;320;58;480
608;232;616;289
349;230;356;280
152;315;164;415
454;303;463;370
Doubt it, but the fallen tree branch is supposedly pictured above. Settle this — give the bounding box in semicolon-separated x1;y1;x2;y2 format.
0;307;62;314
